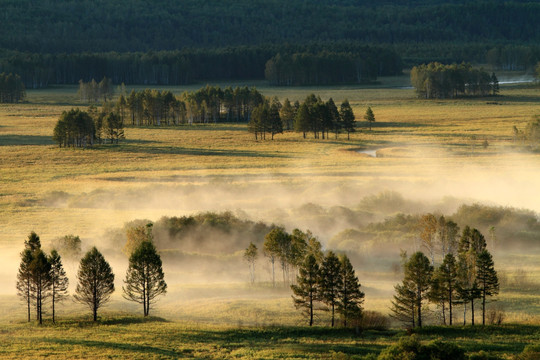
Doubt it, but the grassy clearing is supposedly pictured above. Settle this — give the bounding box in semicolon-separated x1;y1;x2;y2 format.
1;80;540;357
1;315;539;359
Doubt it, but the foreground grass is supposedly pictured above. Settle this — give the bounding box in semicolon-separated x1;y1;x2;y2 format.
1;316;539;359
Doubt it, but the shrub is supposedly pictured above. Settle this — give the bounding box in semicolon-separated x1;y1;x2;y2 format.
359;311;390;331
377;335;465;360
518;344;540;360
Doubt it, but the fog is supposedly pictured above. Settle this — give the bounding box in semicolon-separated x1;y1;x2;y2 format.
2;145;540;323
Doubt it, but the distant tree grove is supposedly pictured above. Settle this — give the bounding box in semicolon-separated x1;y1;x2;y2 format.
411;63;499;99
0;72;25;103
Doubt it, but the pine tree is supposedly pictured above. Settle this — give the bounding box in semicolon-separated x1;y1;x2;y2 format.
30;249;52;325
336;255;364;327
430;253;459;325
364;106;375;131
280;98;295;131
16;249;34;322
319;251;342;327
74;247;115;321
291;254;320;326
476;250;499;325
268;101;283;140
49;250;69;323
123;241;167;316
339;99;355;140
294;103;310;139
390;281;416;328
326;98;341;139
457;227;486;325
392;252;433;328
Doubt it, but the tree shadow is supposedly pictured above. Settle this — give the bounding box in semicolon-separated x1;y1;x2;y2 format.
43;337;183;357
0;135;53;146
94;144;290;158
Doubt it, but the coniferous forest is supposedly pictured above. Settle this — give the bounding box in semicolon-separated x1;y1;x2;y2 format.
0;0;539;88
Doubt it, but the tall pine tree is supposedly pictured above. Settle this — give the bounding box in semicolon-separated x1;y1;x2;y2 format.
291;254;320;326
336;255;364;327
476;250;499;325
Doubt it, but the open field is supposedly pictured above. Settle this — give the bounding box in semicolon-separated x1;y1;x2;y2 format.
1;78;540;358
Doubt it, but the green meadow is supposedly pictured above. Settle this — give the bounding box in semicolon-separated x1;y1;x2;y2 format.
1;77;540;358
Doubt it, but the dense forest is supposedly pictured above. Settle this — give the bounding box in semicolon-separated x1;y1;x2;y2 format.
1;0;539;87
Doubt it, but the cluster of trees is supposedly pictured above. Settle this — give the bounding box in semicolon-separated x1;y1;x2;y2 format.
0;72;25;103
53;107;125;148
16;231;167;323
245;227;364;327
78;77;114;102
264;48;402;86
114;86;265;127
411;63;499;99
248;94;358;141
391;216;499;328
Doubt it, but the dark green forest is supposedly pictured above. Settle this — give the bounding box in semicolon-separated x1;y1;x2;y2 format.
1;0;539;87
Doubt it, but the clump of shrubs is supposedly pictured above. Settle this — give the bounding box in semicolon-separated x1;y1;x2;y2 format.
377;335;466;360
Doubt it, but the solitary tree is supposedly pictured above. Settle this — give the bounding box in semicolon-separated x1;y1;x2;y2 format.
48;250;69;323
291;254;320;326
123;241;167;317
74;247;115;321
364;106;375;130
319;251;342;327
475;250;499;325
336;255;364;327
340;99;355;140
244;242;258;284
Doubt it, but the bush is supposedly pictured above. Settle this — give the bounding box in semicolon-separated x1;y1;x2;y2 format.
468;350;501;360
359;311;390;331
377;335;466;360
517;344;540;360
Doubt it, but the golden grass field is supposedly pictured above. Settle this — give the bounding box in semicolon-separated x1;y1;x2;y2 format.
1;78;540;358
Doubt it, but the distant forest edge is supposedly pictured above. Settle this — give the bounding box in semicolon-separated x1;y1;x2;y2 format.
0;45;402;89
1;0;540;88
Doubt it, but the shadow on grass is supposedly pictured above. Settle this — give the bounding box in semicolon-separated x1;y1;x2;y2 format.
43;337;183;357
356;121;434;129
0;135;53;146
93;144;290;158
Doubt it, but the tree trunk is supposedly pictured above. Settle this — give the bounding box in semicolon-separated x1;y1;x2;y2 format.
471;299;475;326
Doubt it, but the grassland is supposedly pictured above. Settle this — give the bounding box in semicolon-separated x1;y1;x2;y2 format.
1;78;540;358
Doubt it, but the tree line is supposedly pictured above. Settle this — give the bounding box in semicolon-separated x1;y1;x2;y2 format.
411;63;499;99
391;214;499;328
16;230;166;323
0;44;401;89
0;72;25;103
